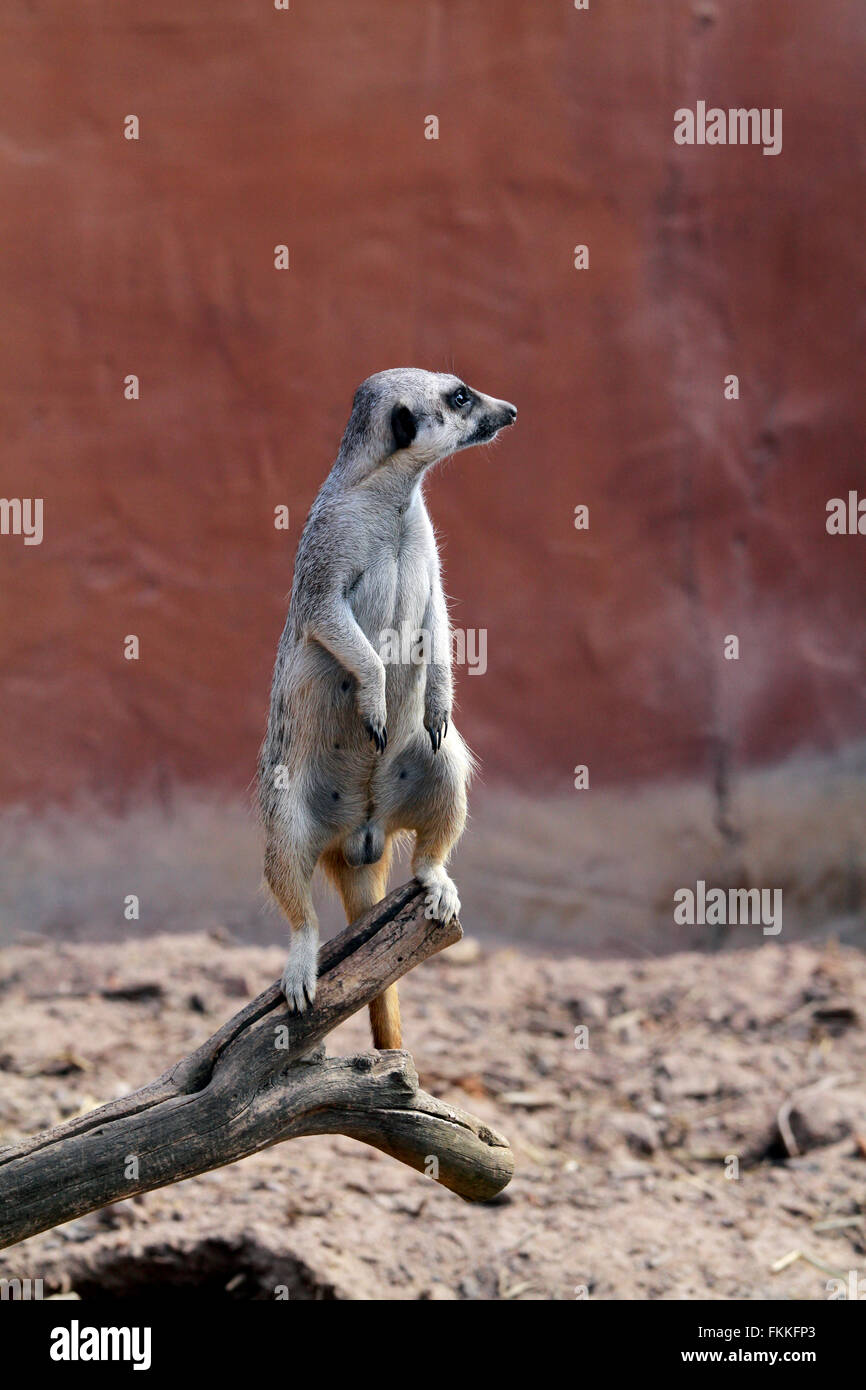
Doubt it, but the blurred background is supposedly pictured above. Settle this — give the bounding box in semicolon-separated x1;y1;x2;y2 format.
0;0;864;952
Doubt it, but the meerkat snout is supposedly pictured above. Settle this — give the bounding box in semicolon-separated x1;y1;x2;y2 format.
469;398;517;444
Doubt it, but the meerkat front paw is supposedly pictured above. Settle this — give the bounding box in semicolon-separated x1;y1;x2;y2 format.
358;688;388;753
281;924;319;1012
417;866;461;924
424;706;450;753
365;717;387;753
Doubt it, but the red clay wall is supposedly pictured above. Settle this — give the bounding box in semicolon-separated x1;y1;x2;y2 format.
1;0;864;805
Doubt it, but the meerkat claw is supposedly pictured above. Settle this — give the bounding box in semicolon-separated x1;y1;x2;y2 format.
365;722;387;753
426;714;449;753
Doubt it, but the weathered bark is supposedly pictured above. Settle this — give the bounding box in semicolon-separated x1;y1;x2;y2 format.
0;881;514;1249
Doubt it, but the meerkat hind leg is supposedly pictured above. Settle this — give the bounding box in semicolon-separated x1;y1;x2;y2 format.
413;836;462;924
265;846;320;1012
410;798;465;925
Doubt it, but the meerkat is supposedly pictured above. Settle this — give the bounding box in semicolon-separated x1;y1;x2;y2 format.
258;368;517;1049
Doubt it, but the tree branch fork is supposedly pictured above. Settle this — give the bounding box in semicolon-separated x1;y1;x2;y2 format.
0;881;514;1249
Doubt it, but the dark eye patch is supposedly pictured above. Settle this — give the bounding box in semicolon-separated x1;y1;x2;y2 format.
448;385;472;410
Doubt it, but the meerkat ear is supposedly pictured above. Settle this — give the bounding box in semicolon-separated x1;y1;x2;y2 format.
390;404;417;452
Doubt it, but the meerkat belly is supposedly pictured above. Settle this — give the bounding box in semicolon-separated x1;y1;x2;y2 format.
351;552;429;734
270;551;431;851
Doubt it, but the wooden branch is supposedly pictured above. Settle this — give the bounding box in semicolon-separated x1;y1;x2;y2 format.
0;881;513;1248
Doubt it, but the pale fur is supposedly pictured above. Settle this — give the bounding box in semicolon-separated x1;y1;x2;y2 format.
258;368;517;1047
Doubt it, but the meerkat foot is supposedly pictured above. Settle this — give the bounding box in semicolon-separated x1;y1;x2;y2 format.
281;924;319;1012
417;866;461;924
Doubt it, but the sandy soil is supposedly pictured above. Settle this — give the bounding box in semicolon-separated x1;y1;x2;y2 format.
1;927;864;1300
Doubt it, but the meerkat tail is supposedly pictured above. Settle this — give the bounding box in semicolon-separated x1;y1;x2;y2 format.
369;984;402;1050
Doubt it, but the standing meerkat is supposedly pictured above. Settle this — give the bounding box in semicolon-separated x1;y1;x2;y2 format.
258;368;517;1049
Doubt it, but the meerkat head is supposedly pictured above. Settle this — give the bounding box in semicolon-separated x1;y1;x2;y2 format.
338;368;517;478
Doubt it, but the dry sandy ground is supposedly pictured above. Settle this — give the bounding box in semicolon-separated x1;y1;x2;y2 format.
1;928;865;1300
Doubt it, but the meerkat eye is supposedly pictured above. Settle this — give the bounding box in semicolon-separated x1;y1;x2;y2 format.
450;387;470;409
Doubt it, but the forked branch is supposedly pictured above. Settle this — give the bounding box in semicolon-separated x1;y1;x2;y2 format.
0;881;514;1248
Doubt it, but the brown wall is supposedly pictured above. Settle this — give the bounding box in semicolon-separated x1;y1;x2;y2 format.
1;0;864;806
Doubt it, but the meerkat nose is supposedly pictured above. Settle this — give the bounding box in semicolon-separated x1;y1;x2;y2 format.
502;402;517;424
